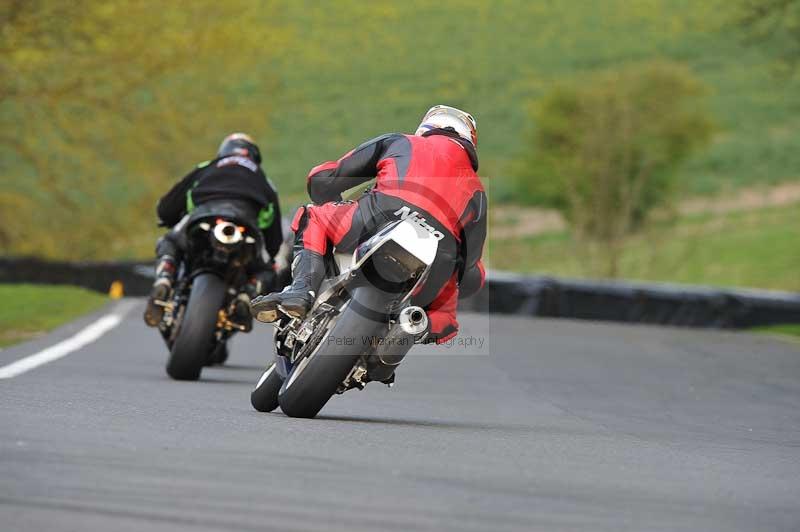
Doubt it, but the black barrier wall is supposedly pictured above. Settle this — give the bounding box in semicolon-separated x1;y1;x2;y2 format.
0;257;155;297
458;271;800;329
2;257;798;329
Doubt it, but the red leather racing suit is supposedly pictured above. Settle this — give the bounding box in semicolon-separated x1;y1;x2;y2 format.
294;128;487;343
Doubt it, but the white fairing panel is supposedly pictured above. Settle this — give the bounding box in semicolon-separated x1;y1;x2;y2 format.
352;219;438;269
390;219;438;265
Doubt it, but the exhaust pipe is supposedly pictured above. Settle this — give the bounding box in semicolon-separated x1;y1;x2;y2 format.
365;306;429;383
398;306;428;337
213;221;243;245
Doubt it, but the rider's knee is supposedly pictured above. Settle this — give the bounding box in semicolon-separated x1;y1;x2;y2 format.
155;234;180;259
425;309;459;344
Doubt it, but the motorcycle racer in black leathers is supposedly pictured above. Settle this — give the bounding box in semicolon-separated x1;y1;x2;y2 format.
144;133;282;329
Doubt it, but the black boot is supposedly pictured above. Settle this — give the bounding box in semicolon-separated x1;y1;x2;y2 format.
143;256;176;327
251;250;325;322
230;293;254;332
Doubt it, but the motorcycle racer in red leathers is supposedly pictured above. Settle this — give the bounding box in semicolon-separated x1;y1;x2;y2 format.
251;105;486;343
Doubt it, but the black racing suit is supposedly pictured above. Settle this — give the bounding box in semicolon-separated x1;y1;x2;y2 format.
155;155;282;286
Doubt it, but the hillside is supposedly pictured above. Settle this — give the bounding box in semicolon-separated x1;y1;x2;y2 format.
257;0;800;202
2;0;799;260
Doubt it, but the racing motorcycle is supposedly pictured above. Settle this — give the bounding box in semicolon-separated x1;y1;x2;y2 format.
155;201;279;381
251;215;437;418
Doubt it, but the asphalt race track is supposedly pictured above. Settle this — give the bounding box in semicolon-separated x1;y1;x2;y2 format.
2;300;799;531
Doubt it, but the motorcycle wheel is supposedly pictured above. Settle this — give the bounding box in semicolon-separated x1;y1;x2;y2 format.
278;286;389;418
166;273;226;381
250;362;283;412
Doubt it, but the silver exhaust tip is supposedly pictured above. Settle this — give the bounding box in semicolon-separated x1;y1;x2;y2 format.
213;221;243;244
398;306;428;337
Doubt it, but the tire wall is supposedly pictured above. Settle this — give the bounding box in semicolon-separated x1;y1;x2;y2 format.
2;257;798;329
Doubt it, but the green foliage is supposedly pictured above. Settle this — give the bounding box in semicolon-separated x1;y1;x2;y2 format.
1;0;800;261
517;62;713;275
735;0;800;70
0;0;286;259
0;284;107;346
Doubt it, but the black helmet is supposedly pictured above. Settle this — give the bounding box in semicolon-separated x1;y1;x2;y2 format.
217;133;261;165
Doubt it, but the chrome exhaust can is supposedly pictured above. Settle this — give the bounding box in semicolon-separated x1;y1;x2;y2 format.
398;306;428;337
213;221;243;245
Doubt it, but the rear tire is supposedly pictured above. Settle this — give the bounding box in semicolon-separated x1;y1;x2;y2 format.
251;362;283;412
278;286;389;418
166;273;226;381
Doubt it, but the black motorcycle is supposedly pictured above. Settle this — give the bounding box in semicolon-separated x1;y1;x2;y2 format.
154;202;279;381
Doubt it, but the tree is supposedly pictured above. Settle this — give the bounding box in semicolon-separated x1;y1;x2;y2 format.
525;62;713;277
0;1;286;259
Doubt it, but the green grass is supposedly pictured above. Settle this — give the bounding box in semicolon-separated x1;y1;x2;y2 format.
752;324;800;340
0;284;108;347
252;0;800;203
487;204;800;291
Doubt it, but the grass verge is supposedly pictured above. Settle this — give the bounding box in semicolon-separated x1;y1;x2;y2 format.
487;204;800;292
0;284;108;347
752;324;800;341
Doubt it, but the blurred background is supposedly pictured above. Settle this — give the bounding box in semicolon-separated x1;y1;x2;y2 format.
4;4;800;525
1;0;798;291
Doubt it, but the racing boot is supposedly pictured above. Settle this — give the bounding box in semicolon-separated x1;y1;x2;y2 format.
143;256;176;327
230;293;254;332
250;250;325;323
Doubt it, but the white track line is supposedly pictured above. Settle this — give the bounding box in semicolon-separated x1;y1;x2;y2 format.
0;301;135;379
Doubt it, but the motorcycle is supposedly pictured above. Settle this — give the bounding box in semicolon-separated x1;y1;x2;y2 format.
155;202;277;381
251;214;438;418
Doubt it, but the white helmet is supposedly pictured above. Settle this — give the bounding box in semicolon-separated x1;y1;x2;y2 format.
415;105;478;148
